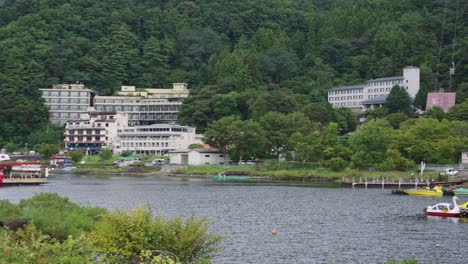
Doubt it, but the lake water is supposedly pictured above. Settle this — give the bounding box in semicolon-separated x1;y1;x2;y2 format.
1;174;467;264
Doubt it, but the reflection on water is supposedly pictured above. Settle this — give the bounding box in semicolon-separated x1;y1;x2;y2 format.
1;174;467;264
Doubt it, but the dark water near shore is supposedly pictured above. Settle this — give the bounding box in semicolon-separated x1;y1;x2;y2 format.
1;174;467;264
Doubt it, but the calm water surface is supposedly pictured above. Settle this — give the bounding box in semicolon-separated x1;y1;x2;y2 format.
1;174;467;264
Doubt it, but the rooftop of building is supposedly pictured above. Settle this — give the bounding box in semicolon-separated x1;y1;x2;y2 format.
328;85;366;92
123;123;191;128
366;76;403;83
40;83;94;91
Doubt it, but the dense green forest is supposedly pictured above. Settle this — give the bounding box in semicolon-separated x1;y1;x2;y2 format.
0;0;467;151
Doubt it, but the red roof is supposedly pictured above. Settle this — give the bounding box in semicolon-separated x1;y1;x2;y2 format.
426;92;456;112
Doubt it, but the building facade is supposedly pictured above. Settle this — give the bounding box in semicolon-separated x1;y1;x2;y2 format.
328;66;420;110
64;111;128;154
95;83;189;125
114;124;202;155
40;84;96;125
169;149;227;165
426;92;456;112
41;83;188;126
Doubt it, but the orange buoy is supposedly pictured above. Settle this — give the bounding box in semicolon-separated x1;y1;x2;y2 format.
271;230;278;235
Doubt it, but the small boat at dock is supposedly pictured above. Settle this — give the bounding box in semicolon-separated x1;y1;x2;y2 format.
404;185;443;197
424;196;461;217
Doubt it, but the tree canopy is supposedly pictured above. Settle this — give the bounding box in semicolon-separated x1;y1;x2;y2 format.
0;0;467;150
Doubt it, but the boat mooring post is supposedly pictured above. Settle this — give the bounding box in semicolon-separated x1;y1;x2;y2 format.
382;178;385;189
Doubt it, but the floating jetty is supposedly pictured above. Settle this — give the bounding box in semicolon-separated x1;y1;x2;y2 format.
0;162;49;186
342;177;465;189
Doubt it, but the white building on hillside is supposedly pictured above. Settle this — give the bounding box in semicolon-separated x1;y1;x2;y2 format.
64;111;128;154
114;124;203;155
40;84;96;125
95;83;189;125
328;66;420;111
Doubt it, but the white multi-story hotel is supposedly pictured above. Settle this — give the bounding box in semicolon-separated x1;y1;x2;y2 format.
64;111;129;154
94;83;189;125
40;84;96;125
328;66;420;110
114;124;203;156
41;83;189;126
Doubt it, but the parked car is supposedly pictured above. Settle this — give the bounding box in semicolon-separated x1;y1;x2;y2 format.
440;168;459;176
152;159;166;165
0;154;10;161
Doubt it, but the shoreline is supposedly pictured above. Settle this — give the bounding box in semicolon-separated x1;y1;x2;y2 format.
51;170;338;182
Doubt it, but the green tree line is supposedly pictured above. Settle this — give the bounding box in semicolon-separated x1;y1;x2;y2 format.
0;0;467;148
205;113;468;171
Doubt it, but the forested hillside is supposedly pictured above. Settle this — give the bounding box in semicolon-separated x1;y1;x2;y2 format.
0;0;466;147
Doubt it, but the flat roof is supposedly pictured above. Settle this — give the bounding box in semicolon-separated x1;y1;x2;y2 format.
329;85;365;92
367;76;403;83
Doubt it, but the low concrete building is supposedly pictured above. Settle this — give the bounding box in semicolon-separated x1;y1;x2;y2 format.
461;150;468;166
169;149;227;165
50;155;72;167
169;149;189;165
426;92;456;112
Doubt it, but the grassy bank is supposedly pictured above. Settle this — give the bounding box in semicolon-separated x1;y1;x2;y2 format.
172;163;443;182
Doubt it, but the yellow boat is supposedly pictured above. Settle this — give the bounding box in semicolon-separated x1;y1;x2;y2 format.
404;185;443;197
458;201;468;209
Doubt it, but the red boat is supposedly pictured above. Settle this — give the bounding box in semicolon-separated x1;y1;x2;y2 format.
424;197;461;218
0;162;48;186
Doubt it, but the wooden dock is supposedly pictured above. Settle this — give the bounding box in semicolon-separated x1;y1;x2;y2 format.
342;178;465;189
2;178;48;185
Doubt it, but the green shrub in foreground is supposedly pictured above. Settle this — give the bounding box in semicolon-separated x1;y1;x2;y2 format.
0;223;95;264
90;205;222;264
16;193;106;241
1;195;221;263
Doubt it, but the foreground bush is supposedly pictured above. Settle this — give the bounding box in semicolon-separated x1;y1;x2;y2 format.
0;194;221;263
90;205;221;263
18;193;106;241
0;224;95;264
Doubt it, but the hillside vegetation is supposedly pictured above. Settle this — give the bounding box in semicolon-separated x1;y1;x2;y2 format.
0;0;466;147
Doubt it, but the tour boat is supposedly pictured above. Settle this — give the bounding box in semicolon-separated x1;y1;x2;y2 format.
0;162;48;186
404;185;443;197
424;196;460;217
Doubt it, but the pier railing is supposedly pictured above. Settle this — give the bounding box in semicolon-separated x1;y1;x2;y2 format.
341;177;458;189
